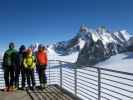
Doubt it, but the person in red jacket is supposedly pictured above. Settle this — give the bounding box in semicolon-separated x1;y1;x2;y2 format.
36;44;48;89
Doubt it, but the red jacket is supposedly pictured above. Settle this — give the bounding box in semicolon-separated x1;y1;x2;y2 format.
36;51;48;65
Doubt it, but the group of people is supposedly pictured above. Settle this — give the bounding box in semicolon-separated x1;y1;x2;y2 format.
2;42;48;92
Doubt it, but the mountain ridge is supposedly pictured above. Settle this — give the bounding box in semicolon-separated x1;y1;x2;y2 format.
48;25;133;65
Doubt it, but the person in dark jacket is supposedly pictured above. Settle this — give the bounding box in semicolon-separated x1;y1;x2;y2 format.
36;44;48;89
3;42;17;92
15;45;26;90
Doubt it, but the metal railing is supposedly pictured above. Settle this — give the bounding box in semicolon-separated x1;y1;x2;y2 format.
0;60;133;100
49;60;133;100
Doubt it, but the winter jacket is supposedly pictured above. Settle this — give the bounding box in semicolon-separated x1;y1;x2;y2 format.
23;54;36;69
36;51;48;65
16;51;27;68
3;48;17;67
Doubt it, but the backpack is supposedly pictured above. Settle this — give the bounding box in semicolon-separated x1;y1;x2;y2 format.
17;52;25;67
3;49;17;66
4;53;12;66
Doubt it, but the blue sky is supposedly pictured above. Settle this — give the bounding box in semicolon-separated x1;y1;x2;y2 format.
0;0;133;53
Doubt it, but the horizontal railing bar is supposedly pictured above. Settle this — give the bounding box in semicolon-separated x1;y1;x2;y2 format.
100;95;110;100
63;83;74;91
62;69;74;73
77;92;94;100
77;83;98;94
101;77;133;87
63;80;74;87
71;61;133;76
101;91;122;100
78;82;97;91
77;78;98;87
62;72;74;77
47;75;57;77
50;60;74;65
101;86;133;99
78;86;98;96
101;72;133;81
62;79;74;85
77;71;98;78
99;67;133;76
62;75;74;81
45;70;59;72
48;81;57;83
78;68;98;73
101;81;133;93
77;88;98;100
78;74;98;83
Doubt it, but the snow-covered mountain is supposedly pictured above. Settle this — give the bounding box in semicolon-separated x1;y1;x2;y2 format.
127;36;133;51
48;24;132;65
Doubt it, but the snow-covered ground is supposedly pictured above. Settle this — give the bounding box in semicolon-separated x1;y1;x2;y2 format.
96;52;133;73
47;46;79;63
48;47;133;73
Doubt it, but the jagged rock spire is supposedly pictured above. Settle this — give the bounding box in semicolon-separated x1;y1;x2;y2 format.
80;24;89;33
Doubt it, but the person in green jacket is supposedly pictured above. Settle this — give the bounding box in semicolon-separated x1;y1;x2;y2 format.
3;42;17;92
23;48;36;90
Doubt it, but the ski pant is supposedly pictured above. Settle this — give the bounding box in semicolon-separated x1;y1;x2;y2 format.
37;65;47;85
4;66;15;87
26;68;35;87
15;66;26;88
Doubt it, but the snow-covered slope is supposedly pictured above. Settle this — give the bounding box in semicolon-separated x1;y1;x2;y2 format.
47;45;79;63
96;52;133;73
48;45;133;73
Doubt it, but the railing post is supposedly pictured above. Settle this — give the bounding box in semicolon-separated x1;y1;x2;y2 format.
97;68;101;100
59;61;62;88
74;67;77;96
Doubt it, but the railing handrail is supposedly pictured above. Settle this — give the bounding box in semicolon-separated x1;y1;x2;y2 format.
50;60;133;76
1;59;133;76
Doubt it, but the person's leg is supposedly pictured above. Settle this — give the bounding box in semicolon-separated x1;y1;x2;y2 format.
43;65;47;85
39;68;44;88
21;67;26;89
4;66;10;91
31;69;35;88
26;69;31;88
38;68;43;84
41;65;47;88
43;69;47;84
15;67;20;89
9;66;15;91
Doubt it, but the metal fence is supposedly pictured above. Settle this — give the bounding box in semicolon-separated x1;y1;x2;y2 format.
50;60;133;100
0;60;133;100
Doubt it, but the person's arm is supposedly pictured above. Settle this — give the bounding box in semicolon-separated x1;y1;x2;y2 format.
2;52;6;69
45;52;48;64
31;56;36;69
23;58;28;68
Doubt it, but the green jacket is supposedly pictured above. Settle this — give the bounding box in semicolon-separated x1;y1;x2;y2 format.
3;48;17;67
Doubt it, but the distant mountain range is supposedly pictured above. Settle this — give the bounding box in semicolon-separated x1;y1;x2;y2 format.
48;25;133;65
1;25;133;66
